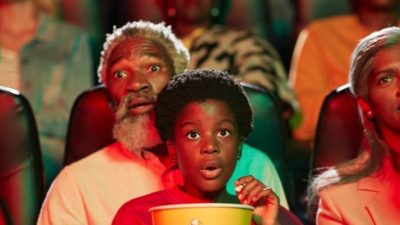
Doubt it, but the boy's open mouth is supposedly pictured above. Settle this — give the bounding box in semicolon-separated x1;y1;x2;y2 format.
199;162;222;179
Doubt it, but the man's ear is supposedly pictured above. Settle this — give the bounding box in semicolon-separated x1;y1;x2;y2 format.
357;97;374;119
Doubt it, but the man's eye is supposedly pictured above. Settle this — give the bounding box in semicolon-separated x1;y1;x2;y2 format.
113;70;128;79
149;65;161;72
218;129;231;137
186;131;200;140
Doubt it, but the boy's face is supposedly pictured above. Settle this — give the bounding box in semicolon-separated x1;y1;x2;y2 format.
167;99;242;200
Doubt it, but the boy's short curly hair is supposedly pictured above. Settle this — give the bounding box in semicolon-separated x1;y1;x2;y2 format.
97;20;190;86
155;69;253;142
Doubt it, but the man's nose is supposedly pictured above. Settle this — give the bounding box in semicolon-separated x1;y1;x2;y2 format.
126;70;150;92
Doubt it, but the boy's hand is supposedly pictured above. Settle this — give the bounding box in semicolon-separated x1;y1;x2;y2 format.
235;176;280;225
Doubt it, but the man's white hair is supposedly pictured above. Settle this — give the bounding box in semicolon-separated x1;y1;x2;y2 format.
97;20;190;85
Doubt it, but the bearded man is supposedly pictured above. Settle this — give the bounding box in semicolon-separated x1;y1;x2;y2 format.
37;21;189;225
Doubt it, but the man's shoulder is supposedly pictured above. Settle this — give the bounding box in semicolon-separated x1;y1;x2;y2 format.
48;143;131;198
235;144;275;178
241;144;271;162
62;143;119;174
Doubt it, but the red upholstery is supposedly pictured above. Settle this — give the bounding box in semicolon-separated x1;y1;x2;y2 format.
310;84;363;176
0;86;44;225
278;205;304;225
0;201;9;225
63;85;115;165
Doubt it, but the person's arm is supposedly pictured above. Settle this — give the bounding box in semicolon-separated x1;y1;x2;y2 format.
288;24;330;141
234;176;280;225
316;188;344;225
227;144;289;209
37;168;87;225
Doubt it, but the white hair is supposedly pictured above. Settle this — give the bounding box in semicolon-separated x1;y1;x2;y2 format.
98;20;190;85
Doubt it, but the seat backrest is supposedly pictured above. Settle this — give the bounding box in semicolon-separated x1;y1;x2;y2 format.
0;86;44;225
63;85;115;165
0;200;9;225
241;83;292;195
63;83;293;206
310;84;363;177
278;205;304;225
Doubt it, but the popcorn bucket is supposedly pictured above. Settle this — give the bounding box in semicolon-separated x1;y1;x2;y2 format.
150;203;254;225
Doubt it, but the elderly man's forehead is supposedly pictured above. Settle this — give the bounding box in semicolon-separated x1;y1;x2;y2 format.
109;37;172;62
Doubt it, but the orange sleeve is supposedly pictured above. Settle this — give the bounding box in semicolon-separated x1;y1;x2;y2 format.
289;24;332;141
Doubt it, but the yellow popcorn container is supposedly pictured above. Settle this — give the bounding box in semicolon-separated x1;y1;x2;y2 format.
150;203;254;225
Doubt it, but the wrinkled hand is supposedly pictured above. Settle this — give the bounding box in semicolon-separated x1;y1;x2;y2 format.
235;176;280;225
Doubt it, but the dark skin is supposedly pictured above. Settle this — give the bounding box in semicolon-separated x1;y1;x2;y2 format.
167;99;280;225
106;37;173;161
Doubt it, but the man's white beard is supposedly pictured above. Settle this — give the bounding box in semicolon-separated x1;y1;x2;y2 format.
112;94;162;157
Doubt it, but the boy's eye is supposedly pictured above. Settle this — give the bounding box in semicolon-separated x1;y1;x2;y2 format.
217;128;231;137
149;65;161;72
113;70;128;79
186;131;200;140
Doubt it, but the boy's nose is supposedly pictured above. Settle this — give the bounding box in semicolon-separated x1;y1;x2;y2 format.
201;138;220;155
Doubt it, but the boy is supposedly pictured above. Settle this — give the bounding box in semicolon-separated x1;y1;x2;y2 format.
112;69;302;225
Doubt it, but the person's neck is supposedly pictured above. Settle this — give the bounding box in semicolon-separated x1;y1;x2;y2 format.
0;1;39;51
173;19;209;38
179;185;225;203
357;7;398;30
380;128;400;172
